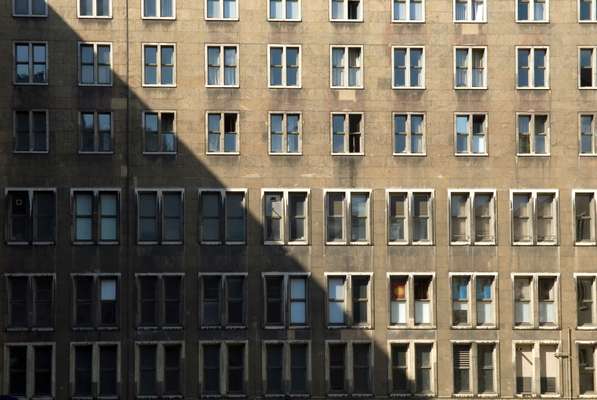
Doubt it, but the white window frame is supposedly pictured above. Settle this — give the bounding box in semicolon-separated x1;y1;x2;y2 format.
12;0;47;16
142;110;177;154
392;113;427;155
69;342;121;398
268;111;302;155
198;272;247;329
448;189;497;245
205;44;239;88
205;111;240;155
449;272;498;329
77;42;113;87
135;188;184;245
329;0;363;21
261;273;310;328
325;341;374;395
77;0;112;18
78;111;113;154
516;46;550;89
512;341;561;397
262;341;311;395
511;273;560;329
198;188;247;245
329;45;364;89
454;113;488;156
579;47;597;89
386;189;434;245
13;41;48;85
325;273;373;328
516;0;549;22
71;273;121;329
453;46;487;89
580;113;597;155
5;187;57;245
261;189;310;245
392;46;426;89
142;43;176;87
205;0;239;20
510;189;559;245
267;0;301;20
575;274;597;329
516;113;550;156
3;342;56;398
451;341;499;396
198;341;248;396
330;112;365;155
324;189;371;245
392;0;426;22
13;109;49;154
387;340;436;396
579;0;597;22
573;191;597;245
71;188;121;245
387;272;436;329
453;0;487;22
141;0;176;19
268;44;302;88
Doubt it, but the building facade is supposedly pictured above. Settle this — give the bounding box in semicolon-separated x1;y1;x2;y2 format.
2;0;597;398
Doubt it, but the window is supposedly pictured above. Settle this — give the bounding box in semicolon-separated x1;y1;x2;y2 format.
206;112;239;154
269;0;300;20
14;42;47;84
136;343;182;397
13;0;47;16
206;0;238;19
206;45;238;87
331;113;364;154
580;114;597;154
581;48;597;89
387;190;433;244
6;189;55;244
326;342;372;394
269;113;301;154
331;46;362;88
455;113;487;155
580;0;597;21
143;44;175;86
451;274;497;327
579;343;597;395
136;274;183;328
72;190;119;243
263;190;308;244
325;190;370;244
198;189;246;244
78;0;111;17
136;189;183;243
142;0;174;18
264;342;310;395
5;344;54;398
72;274;119;328
514;274;559;328
449;190;496;244
517;113;549;155
13;110;48;153
269;45;301;88
393;0;424;21
517;47;549;89
330;0;362;21
79;112;112;153
199;274;246;327
72;343;119;398
454;0;485;21
517;0;548;21
452;342;497;395
389;341;435;395
143;111;176;154
394;113;425;154
263;274;309;327
577;275;597;327
575;192;596;244
200;342;247;396
511;190;558;244
389;274;434;327
326;274;371;327
515;342;560;395
392;47;425;89
6;274;54;329
78;43;112;86
454;47;487;88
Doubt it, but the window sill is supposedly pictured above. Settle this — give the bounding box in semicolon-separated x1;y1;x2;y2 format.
454;153;489;157
516;19;549;23
206;152;240;156
267;18;302;22
32;241;55;245
331;153;365;156
453;20;487;23
393;152;426;157
516;153;551;157
206;17;240;21
390;394;436;398
7;327;54;332
13;150;49;154
579;86;597;90
13;13;49;17
330;85;364;90
269;152;303;156
329;18;364;23
142;84;177;88
268;85;302;89
78;151;114;155
388;325;435;330
206;84;240;89
143;152;177;156
579;153;597;157
77;15;113;19
453;394;475;398
79;83;113;87
14;82;49;86
575;241;596;246
577;326;597;330
516;87;550;90
141;16;177;20
392;86;426;90
579;20;597;23
454;86;488;90
97;326;119;330
389;241;434;246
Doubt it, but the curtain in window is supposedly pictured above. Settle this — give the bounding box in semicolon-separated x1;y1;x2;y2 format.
332;48;344;86
410;49;423;87
348;48;361;86
455;0;467;20
223;0;236;18
224;47;237;85
455;49;468;87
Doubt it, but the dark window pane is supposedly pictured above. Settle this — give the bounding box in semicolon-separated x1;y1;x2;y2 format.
8;347;27;396
34;346;53;396
74;346;93;396
99;345;118;396
290;344;308;393
329;344;345;392
164;345;181;395
9;277;28;327
34;276;53;327
266;277;283;325
164;276;182;326
139;345;157;395
75;276;93;326
266;344;283;394
228;344;245;393
353;343;371;393
139;277;157;326
203;276;221;326
203;344;220;394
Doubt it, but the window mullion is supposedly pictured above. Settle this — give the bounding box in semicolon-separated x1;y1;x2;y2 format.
530;49;535;87
156;46;161;85
405;114;411;154
470;192;475;244
283;114;288;154
345;193;350;243
282;47;287;86
220;114;225;152
405;49;411;88
468;115;473;153
220;47;225;87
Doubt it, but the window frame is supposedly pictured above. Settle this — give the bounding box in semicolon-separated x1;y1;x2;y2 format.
268;111;303;155
78;111;114;154
454;113;489;156
71;188;120;244
453;46;488;89
516;113;551;156
134;341;184;397
510;189;559;245
387;272;436;329
69;342;120;399
577;341;597;395
579;0;597;22
516;0;549;22
573;190;597;245
3;342;56;399
451;341;499;396
198;272;248;329
392;46;426;89
5;273;56;331
512;341;561;396
198;341;248;396
387;340;437;396
325;273;373;328
579;113;597;155
5;187;57;245
330;112;365;155
142;110;177;155
205;0;239;20
575;274;597;329
329;45;364;89
511;273;560;329
204;44;240;88
516;46;550;89
261;189;310;245
13;109;49;154
141;0;176;19
579;47;597;89
77;42;113;87
386;189;434;245
13;41;48;85
328;0;363;22
267;44;302;88
135;189;184;245
205;111;240;155
262;341;311;395
324;189;372;245
267;0;302;21
325;341;373;395
392;0;426;22
142;43;176;87
135;273;184;329
77;0;113;18
198;188;247;245
392;113;426;155
12;0;48;17
452;0;487;22
448;189;497;245
71;273;120;329
449;272;499;329
262;273;311;328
